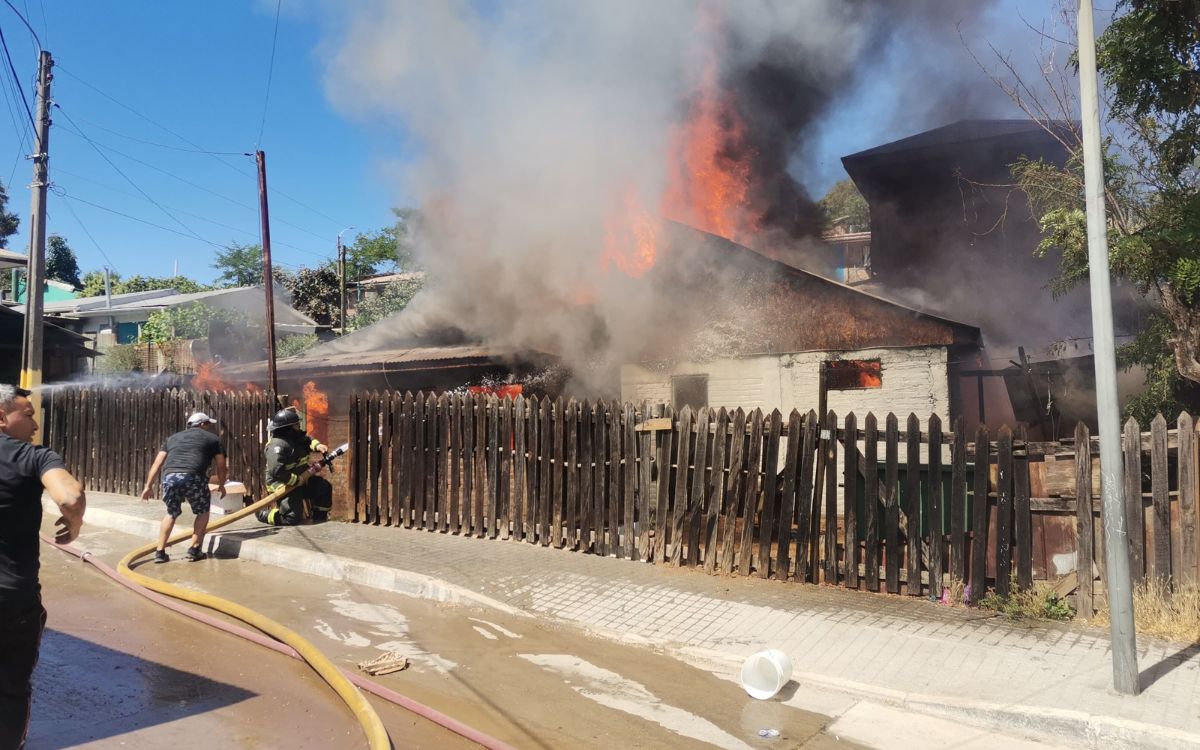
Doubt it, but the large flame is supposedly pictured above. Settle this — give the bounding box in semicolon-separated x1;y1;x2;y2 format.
600;7;757;280
293;380;330;445
661;19;757;244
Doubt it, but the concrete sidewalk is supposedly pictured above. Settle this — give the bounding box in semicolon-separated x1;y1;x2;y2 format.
68;492;1200;750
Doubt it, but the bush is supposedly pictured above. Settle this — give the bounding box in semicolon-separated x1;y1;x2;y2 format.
277;333;319;358
96;344;141;373
977;584;1075;622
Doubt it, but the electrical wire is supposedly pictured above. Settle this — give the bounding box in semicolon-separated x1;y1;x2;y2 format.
55;104;224;248
56;190;224;249
1;0;40;50
256;0;283;147
56;189;118;270
63;113;246;155
0;22;35;132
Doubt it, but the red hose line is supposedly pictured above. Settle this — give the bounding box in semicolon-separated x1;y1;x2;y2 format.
42;534;517;750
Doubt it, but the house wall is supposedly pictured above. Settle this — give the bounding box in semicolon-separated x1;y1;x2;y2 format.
621;345;950;426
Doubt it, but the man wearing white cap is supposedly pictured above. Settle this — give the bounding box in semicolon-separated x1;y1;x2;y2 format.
139;412;227;563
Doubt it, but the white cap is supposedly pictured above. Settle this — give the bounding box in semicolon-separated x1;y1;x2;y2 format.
187;411;218;427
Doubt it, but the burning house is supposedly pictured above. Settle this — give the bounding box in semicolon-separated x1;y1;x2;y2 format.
618;224;980;425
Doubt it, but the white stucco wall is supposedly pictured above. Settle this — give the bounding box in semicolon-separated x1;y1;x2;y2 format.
620;346;950;426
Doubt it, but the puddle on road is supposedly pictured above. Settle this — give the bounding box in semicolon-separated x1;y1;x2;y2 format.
521;653;758;750
67;523;863;750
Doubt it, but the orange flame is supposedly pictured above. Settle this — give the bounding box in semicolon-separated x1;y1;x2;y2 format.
290;380;330;445
192;362;263;393
661;23;757;244
601;188;661;278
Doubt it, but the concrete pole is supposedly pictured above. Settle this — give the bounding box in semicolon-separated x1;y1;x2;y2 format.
20;50;52;443
1078;0;1140;695
338;226;353;333
256;150;278;394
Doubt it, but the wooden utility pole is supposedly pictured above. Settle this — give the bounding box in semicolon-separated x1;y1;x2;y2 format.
256;150;278;394
20;50;53;440
1078;0;1139;694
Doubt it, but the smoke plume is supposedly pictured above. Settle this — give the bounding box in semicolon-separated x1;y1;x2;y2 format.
318;0;1021;391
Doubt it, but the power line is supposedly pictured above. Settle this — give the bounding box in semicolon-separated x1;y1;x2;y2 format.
64;114;246;155
256;0;283;147
56;189;117;270
1;0;40;50
55;103;214;247
0;22;35;132
56;189;224;248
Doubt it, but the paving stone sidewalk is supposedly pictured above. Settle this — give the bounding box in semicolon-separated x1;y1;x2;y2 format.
68;492;1200;749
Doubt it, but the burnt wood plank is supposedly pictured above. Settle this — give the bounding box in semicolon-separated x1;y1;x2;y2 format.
685;408;710;567
928;414;944;595
775;410;802;579
389;393;404;526
638;403;654;561
449;395;463;533
807;410;824;581
655;410;675;564
884;413;900;594
705;408;729;572
950;416;968;582
669;407;694;565
607;401;622;557
823;411;839;585
969;426;990;602
739;410;765;575
512;396;526;541
718;409;746;574
906;414;922;596
863;414;880;592
1015;425;1033;591
844;413;859;590
424;393;438;531
592;402;608;554
439;394;452;532
756;410;783;578
625;402;639;561
1124;417;1145;581
500;397;514;539
579;401;594;551
487;396;501;538
549;397;563;547
793;412;819;581
1151;414;1170;582
995;426;1014;597
1180;413;1198;586
565;399;579;549
461;392;475;535
1075;422;1095;617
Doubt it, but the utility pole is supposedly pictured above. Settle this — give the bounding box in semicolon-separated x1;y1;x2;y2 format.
256;150;278;394
20;50;53;442
337;226;354;333
1078;0;1139;695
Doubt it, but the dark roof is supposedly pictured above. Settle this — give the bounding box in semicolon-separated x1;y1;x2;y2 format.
843;119;1077;163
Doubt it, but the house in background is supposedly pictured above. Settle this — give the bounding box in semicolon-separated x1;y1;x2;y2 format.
0;305;95;382
841;119;1149;437
12;277;79;304
34;285;320;347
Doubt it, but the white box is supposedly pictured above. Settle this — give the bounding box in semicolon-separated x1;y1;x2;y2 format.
209;481;246;515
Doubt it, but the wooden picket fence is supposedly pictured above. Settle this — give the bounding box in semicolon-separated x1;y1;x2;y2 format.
349;391;1058;598
41;387;280;501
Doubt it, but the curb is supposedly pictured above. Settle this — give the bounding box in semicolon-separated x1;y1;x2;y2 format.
65;502;1200;750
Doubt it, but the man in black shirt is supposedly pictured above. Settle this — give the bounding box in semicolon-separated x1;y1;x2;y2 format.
140;411;227;563
0;384;86;749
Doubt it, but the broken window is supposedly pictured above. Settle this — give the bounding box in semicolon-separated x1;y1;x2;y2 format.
825;359;882;390
671;374;709;410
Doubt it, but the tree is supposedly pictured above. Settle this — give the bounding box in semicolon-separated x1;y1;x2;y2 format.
280;263;340;326
140;303;250;343
79;269;208;298
983;0;1199;419
46;235;82;288
277;333;319;358
819;179;869;232
345;208;421;280
212;242;265;287
0;179;18;248
349;276;424;330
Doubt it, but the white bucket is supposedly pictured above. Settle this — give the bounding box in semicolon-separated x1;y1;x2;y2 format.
209;481;246;515
740;649;793;700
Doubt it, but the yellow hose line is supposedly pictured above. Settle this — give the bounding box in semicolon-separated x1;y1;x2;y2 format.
117;474;391;750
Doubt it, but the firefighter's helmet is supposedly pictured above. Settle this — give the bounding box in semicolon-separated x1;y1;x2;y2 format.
268;407;301;433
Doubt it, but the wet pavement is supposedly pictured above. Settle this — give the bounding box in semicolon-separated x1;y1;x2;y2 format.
32;521;859;749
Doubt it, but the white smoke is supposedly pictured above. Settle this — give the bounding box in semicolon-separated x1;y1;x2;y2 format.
316;1;1016;392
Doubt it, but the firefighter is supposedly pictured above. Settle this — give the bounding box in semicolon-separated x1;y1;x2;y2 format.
255;407;333;526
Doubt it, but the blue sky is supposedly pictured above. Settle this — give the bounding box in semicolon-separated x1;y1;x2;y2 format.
0;1;402;285
0;0;1055;287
